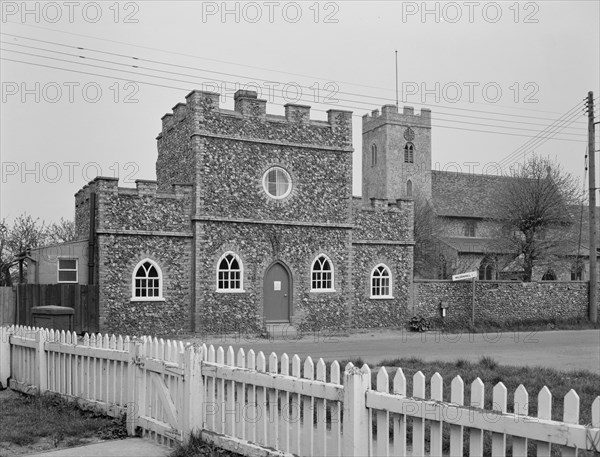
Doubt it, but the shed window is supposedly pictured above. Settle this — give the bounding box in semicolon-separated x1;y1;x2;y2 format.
57;258;78;283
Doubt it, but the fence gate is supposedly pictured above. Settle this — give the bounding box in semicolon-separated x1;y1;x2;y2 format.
134;337;186;447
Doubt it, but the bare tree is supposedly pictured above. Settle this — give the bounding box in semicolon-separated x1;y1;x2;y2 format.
0;214;75;285
46;218;76;244
413;194;445;278
491;156;583;282
0;220;12;286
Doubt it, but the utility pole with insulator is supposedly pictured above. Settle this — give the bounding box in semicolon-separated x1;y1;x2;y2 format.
588;91;597;323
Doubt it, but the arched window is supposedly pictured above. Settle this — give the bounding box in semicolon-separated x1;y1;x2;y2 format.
571;261;584;281
406;180;413;197
132;259;163;300
217;252;243;292
311;254;335;291
438;255;448;280
479;263;494;281
404;143;414;163
371;144;377;166
464;221;476;237
371;264;392;298
542;269;557;281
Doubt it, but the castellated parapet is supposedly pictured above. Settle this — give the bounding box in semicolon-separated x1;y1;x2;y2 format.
362;104;431;133
75;176;193;238
157;89;353;143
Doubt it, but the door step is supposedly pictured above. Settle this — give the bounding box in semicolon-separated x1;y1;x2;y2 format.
264;323;299;340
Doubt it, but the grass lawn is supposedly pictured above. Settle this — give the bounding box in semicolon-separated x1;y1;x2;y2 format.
0;389;127;456
344;355;600;456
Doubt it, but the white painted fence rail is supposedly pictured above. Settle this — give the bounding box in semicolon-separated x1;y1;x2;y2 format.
1;325;599;456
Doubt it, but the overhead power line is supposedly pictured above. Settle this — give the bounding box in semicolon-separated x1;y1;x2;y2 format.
1;31;590;125
0;23;578;117
497;103;585;169
1;54;587;145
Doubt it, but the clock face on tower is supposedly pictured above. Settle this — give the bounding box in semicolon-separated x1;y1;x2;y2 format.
403;127;415;142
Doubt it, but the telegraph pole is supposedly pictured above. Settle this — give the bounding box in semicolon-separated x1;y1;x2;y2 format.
588;91;597;323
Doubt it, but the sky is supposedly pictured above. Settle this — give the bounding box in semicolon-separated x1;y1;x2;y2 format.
1;0;599;224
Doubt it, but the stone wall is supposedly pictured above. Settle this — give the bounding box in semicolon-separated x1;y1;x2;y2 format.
351;198;415;328
194;221;351;333
98;234;192;335
413;279;595;325
77;177;194;335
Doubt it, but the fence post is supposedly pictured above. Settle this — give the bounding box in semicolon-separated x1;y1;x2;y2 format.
0;326;14;388
36;328;47;393
182;344;204;443
343;365;371;457
126;338;140;436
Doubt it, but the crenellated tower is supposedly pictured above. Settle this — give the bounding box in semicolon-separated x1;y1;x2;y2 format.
362;104;432;203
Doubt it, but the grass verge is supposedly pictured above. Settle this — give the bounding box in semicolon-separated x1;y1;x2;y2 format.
170;433;242;457
0;389;127;454
373;356;599;425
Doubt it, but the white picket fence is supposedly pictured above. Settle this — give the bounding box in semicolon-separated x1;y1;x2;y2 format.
1;325;599;456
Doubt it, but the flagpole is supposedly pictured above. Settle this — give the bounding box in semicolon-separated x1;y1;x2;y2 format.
395;50;399;107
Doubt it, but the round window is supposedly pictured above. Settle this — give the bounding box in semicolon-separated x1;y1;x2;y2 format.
262;167;292;199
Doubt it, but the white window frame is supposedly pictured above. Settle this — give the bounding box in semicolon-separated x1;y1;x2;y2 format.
370;263;393;299
310;254;336;292
216;251;245;293
262;166;292;200
131;258;164;301
57;258;78;283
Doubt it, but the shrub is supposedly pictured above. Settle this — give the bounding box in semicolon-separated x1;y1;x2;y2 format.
409;315;432;332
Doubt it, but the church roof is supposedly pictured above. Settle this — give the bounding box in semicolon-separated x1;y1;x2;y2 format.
431;171;509;218
439;236;514;255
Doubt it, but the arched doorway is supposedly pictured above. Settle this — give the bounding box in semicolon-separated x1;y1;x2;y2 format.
263;261;292;322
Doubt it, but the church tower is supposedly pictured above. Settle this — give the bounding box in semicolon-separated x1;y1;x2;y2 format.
362;104;432;203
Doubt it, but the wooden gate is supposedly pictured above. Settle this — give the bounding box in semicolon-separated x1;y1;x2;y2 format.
133;336;186;447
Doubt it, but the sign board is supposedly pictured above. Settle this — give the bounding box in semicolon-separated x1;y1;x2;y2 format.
452;271;477;281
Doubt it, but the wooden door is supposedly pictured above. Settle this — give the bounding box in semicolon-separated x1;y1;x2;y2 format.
263;262;291;322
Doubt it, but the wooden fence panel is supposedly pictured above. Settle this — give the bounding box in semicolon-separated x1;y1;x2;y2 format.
0;287;15;325
13;284;98;333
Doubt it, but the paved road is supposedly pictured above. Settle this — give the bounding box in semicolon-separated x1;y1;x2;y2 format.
27;439;170;457
188;329;600;374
